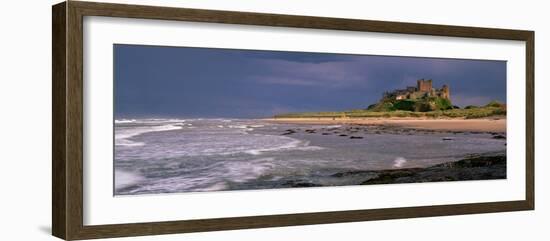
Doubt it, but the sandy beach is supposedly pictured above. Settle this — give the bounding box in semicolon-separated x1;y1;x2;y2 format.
263;117;506;133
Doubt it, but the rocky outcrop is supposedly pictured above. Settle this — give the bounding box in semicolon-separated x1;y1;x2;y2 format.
280;154;506;188
359;154;506;184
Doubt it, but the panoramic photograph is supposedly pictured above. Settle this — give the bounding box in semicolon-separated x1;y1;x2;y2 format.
114;44;507;195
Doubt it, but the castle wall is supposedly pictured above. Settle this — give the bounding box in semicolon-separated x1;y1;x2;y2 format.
384;80;450;101
417;79;432;92
408;91;425;100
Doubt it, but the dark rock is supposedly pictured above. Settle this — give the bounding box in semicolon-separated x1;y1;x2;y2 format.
442;137;454;141
349;136;363;139
281;129;296;135
331;170;372;178
338;134;348;137
282;180;323;188
361;170;417;184
433;155;506;168
492;135;506;139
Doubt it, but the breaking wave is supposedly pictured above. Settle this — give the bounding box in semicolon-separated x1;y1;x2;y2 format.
115;124;183;147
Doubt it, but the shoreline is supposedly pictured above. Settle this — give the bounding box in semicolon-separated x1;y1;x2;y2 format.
263;117;506;133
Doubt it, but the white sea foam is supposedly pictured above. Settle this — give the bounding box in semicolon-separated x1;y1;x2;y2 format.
196;182;228;192
223;158;276;183
225;124;265;134
243;138;303;155
115;119;136;124
228;125;248;129
393;157;407;168
228;124;263;129
117;158;276;194
131;118;188;124
115;124;183;147
114;170;144;189
243;139;323;155
295;146;325;151
245;150;263;155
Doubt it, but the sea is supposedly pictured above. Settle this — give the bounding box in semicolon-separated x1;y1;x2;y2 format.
114;118;506;195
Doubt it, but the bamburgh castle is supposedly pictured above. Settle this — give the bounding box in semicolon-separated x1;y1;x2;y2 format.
383;79;450;101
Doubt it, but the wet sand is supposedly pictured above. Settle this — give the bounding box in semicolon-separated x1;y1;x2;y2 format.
264;117;506;133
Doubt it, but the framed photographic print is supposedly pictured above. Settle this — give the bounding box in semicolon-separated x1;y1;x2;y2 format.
52;1;534;240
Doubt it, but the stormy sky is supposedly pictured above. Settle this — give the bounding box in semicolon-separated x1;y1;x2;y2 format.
114;44;506;118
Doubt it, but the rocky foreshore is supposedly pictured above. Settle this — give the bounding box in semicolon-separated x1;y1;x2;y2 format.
281;153;506;188
349;153;505;185
276;122;507;140
268;123;507;188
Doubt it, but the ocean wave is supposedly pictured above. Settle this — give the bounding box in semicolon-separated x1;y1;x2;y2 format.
115;119;136;124
228;125;248;129
114;170;144;189
116;158;276;194
228;124;264;129
226;124;264;133
243;138;302;155
393;157;407;168
116;118;189;125
115;124;183;147
295;146;325;151
115;119;323;159
244;139;324;156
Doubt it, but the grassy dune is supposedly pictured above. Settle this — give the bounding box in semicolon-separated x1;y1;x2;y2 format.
274;104;506;119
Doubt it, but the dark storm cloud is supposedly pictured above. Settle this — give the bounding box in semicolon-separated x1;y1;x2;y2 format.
242;50;354;63
114;44;506;118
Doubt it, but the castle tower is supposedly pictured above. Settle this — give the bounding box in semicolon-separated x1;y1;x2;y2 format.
441;84;450;99
417;79;432;92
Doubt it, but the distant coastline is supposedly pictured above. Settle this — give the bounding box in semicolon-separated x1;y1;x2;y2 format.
271;101;506;120
267;97;506;133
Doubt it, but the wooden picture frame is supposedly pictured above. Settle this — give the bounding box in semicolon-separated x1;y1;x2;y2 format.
52;1;534;240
